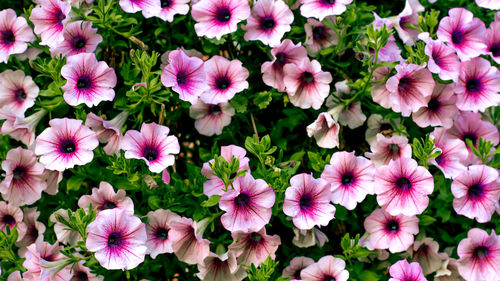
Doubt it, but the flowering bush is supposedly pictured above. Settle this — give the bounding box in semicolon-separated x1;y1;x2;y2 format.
0;0;499;280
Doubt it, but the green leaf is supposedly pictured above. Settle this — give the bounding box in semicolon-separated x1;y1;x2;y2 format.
230;94;248;113
66;176;85;191
253;91;272;109
357;270;380;281
419;215;436;226
201;195;221;207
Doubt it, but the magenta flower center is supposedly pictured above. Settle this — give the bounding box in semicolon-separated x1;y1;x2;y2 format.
155;227;169;240
451;30;464;45
55;9;66;26
60;139;76;154
465;78;481;93
71;35;87;50
209;104;222;114
467;184;484;199
260;16;276;30
2;214;15;226
398;77;411;92
435;155;443;164
395;177;412;191
385;219;399;233
76;76;92;90
1;30;15;44
234;193;251;207
101;200;117;210
274;52;287;67
301;72;315;84
299;194;313;210
161;0;172;8
249;232;263;243
143;146;159;161
215;76;231;90
176;71;188;85
490;44;500;57
341;172;355;186
12;166;26;180
427;98;440;111
473;246;490;259
73;271;89;281
322;276;336;281
312;26;326;40
107;232;123;248
322;0;336;4
216;7;231;23
431;52;441;66
14;88;27;101
462;133;477;146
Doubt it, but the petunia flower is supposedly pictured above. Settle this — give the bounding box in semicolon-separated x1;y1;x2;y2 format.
85;111;128;156
451;165;500;223
429;127;468;179
15;207;46;257
169;217;210;265
61;52;117;107
0;109;47;146
0;69;39;116
365;133;412;167
421;35;460;82
50;21;102;57
393;0;424;45
412;82;458;128
321;151;375;210
283;173;335;230
326;80;367;129
485;21;500;64
457;228;500;281
0;147;46;206
119;0;160;17
22;241;71;281
30;0;71;47
228;227;281;267
306;112;340;149
0;201;26;241
35;118;98;171
282;256;315;281
374;157;434;216
388;259;427;281
365;114;401;144
196;251;247;281
364;208;419;253
476;0;500;9
143;0;190;21
300;0;353;21
408;238;444;276
300;255;349;281
78;181;135;215
121;122;180;173
242;0;294;47
0;9;35;63
145;209;181;259
189;99;235;136
69;261;104;281
86;208;147;270
304;18;338;57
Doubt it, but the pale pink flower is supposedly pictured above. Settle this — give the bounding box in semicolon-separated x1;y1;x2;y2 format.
43;169;62;195
321;151;375;210
50;21;102;57
0;147;46;206
191;0;251;40
86;208;147;270
0;69;38;116
35;118;99;171
200;56;249;104
300;0;353;21
477;0;500;9
326;80;367;129
486;21;500;64
412;83;458;128
228;227;281;267
119;0;160;17
50;209;82;245
306;112;340;149
457;228;500;281
0;109;47;146
85;111;128;156
22;241;71;281
78;181;135;215
145;209;181;259
408;238;443;275
300;255;349;281
393;0;424;45
421;36;460;82
189;99;235;136
0;201;26;240
169;217;210;265
69;261;104;281
283;173;335;230
374;157;434;216
364;208;419;253
304;18;338;57
365;134;412;167
121;122;180;173
201;145;250;197
196;251;246;281
389;259;427;281
430;127;468;179
437;8;487;61
282;256;315;281
0;9;34;63
242;0;294;46
30;0;71;47
61;52;117;107
143;0;190;21
15;207;46;257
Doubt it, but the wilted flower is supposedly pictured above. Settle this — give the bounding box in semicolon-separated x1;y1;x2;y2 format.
169;217;210;265
306;112;340;149
0;109;47;146
85;111;128;156
365;114;401;144
15;207;45;257
50;209;82;245
365;134;412;167
408;238;443;275
196;251;247;281
22;241;71;281
282;256;315;281
78;181;135;215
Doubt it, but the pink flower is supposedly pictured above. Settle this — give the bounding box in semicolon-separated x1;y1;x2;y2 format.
385;63;434;117
0;109;47;146
321;151;375;210
437;8;487;61
0;70;39;116
300;0;353;21
365;134;412;167
446;112;499;165
189;99;235;136
0;9;34;63
412;83;458;128
30;0;71;47
365;114;401;143
228;227;281;267
145;209;181;259
15;207;46;257
457;228;500;281
394;0;424;45
452;165;500;223
143;0;189;21
374;157;434;216
283;173;335;230
0;147;46;206
300;255;349;281
49;21;102;57
421;36;460;82
35;118;98;171
200;56;249;104
119;0;159;17
282;256;315;281
85;111;128;156
169;217;210;265
306;112;340;149
78;181;135;215
69;261;104;281
261;39;307;92
201;145;250;197
61;53;117;107
196;251;247;281
283;58;332;109
242;0;294;46
455;57;500;112
476;0;500;9
389;259;427;281
486;21;500;64
304;18;338;57
191;0;251;40
430;127;468;179
22;241;71;281
364;208;419;253
219;173;275;232
326;80;367;129
86;208;147;270
0;202;26;241
161;49;207;105
121;122;180;173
